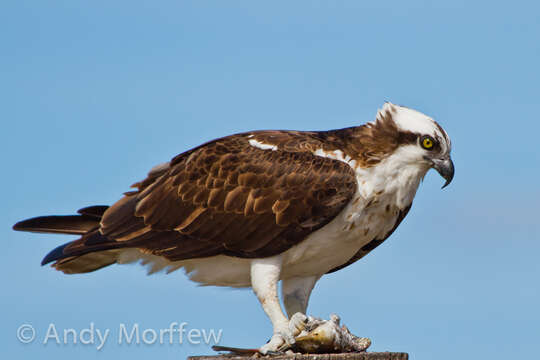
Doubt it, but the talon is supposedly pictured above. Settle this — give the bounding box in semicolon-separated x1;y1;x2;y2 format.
280;330;296;345
259;332;289;354
289;312;308;336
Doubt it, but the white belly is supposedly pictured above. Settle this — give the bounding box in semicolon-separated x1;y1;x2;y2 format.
281;192;404;277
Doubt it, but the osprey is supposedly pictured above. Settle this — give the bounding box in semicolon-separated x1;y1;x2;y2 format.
14;102;453;353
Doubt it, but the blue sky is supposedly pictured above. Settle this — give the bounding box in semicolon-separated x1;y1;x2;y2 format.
2;1;539;359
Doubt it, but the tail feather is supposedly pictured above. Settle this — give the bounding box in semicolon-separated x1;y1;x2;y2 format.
14;205;127;274
77;205;109;218
53;250;121;274
13;206;109;235
13;215;100;235
41;242;71;265
42;230;124;264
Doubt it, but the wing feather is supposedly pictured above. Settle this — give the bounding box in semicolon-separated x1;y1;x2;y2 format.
97;131;357;261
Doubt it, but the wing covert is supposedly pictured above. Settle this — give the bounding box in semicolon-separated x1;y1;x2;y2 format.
100;132;357;260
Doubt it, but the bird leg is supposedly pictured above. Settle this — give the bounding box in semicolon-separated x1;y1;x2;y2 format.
282;275;320;318
251;256;299;354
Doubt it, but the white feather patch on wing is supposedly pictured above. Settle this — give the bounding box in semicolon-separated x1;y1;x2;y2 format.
313;149;358;170
248;139;278;151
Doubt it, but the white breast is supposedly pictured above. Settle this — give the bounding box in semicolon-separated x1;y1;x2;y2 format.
280;192;398;277
279;147;426;278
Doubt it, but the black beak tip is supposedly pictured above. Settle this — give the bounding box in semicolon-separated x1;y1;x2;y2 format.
433;158;454;189
441;179;451;189
444;162;455;189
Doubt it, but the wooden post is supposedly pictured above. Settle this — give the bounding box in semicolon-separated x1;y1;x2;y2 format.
189;353;408;360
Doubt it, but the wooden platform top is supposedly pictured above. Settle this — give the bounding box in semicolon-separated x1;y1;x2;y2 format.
188;352;408;360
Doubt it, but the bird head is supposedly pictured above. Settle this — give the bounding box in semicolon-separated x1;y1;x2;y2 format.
373;102;454;188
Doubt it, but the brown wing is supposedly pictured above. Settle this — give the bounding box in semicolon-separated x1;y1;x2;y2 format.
98;131;358;261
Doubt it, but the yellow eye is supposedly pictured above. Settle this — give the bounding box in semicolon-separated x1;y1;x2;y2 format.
421;136;434;150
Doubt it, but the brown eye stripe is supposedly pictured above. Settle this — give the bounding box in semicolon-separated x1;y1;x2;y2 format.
397;131;417;145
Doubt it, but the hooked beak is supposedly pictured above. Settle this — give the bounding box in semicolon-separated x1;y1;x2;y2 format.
431;157;454;188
